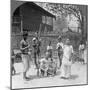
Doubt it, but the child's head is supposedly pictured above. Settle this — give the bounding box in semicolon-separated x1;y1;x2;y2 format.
49;40;51;46
66;38;70;45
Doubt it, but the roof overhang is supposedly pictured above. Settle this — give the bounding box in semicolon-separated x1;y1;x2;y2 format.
11;0;56;18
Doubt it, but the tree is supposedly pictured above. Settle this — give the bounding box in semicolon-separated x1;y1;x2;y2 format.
43;3;82;33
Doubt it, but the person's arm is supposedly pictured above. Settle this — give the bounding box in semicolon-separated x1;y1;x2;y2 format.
56;43;59;50
71;46;74;53
51;46;53;50
47;46;49;50
20;41;30;50
20;44;30;50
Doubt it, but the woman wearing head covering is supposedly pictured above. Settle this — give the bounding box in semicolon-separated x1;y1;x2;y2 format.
20;32;30;80
60;38;74;79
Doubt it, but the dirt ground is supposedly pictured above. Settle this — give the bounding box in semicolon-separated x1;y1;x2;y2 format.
12;62;87;89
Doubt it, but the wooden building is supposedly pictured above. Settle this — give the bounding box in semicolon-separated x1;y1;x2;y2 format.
12;2;55;34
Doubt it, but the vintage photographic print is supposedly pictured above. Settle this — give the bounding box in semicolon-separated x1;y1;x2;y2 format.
11;0;88;89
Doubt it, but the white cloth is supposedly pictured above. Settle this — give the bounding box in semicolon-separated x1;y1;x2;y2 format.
56;42;63;49
39;58;48;71
47;45;53;51
79;44;85;51
60;45;73;78
62;45;73;62
83;48;87;63
22;54;30;72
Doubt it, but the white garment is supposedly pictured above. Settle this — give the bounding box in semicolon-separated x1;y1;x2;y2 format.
60;45;73;78
22;54;30;72
39;58;48;71
79;44;85;51
56;42;63;49
62;45;73;63
47;45;53;51
83;48;87;63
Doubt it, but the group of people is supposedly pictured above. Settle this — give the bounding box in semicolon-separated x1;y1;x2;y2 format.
18;31;75;80
12;31;82;81
20;32;41;80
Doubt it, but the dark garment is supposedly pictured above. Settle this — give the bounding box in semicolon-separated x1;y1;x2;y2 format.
47;50;52;58
20;40;29;54
57;45;63;54
33;43;39;69
58;52;63;67
11;56;16;75
36;40;41;55
33;39;41;70
33;43;37;53
33;39;41;55
57;46;63;67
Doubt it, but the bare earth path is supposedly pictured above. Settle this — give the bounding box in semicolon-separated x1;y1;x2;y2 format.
12;62;87;89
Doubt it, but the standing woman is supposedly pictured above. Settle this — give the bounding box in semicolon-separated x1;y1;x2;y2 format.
20;32;30;80
60;39;73;79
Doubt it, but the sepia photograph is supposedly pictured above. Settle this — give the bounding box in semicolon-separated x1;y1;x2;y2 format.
11;0;88;89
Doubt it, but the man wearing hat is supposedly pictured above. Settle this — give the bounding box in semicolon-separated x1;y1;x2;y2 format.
56;35;63;68
20;31;30;80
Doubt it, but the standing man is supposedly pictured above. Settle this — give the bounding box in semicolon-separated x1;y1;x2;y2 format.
32;37;38;69
35;32;41;59
56;36;63;68
20;31;30;80
60;39;73;79
32;32;41;76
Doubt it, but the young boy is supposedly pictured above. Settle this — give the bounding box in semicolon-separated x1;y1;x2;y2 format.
56;36;63;68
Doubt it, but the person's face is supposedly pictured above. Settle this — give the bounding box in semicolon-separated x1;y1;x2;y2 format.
49;41;51;45
66;39;70;45
23;36;27;40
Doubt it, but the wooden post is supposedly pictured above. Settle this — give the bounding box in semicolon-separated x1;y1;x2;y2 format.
39;23;42;37
21;19;23;33
45;16;47;33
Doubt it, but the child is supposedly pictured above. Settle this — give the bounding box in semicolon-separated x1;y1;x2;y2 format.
56;36;63;67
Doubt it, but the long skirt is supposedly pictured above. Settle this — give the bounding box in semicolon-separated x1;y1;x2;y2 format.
22;54;30;72
60;57;71;78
